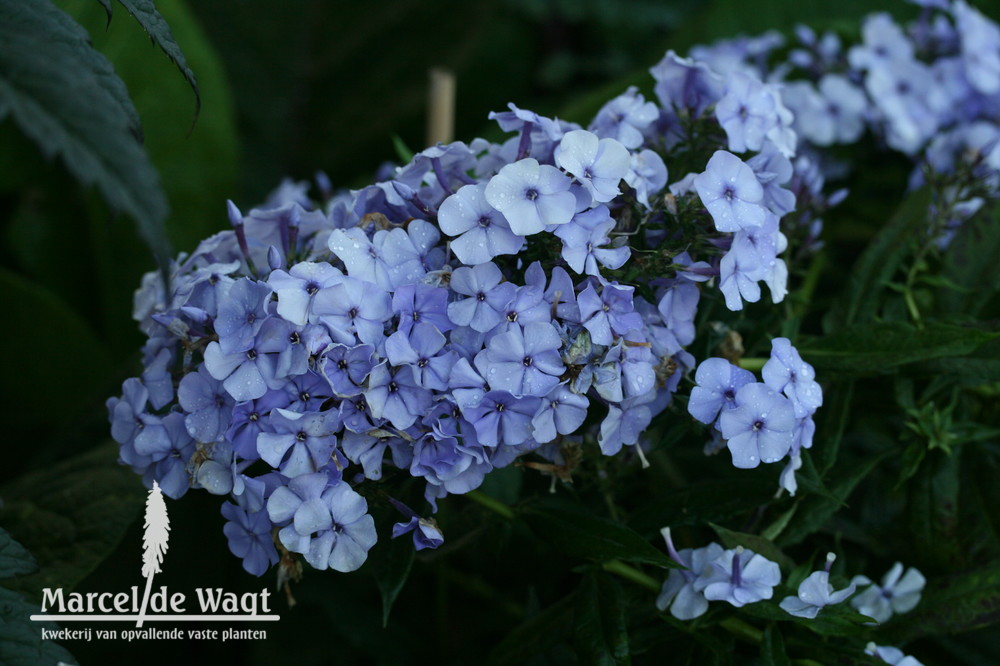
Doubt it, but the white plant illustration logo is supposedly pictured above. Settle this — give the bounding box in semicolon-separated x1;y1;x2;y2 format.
136;481;170;627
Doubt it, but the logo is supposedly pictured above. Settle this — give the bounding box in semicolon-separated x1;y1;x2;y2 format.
30;482;279;643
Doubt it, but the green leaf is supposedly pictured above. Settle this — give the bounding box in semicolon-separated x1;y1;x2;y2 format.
884;560;1000;641
0;266;116;440
0;530;36;580
0;441;145;596
817;382;854;475
627;478;778;533
0;587;76;666
801;321;999;378
760;504;798;543
94;0;112;22
520;502;675;568
112;0;200;116
760;625;791;666
832;188;932;327
779;448;895;547
573;573;631;666
372;530;414;627
0;0;171;265
487;593;577;666
896;440;927;489
907;449;963;569
392;134;414;164
937;203;1000;318
710;524;794;571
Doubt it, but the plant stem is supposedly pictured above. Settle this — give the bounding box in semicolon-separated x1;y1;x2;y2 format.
719;617;763;643
739;357;767;372
601;560;660;591
464;493;767;647
465;490;515;520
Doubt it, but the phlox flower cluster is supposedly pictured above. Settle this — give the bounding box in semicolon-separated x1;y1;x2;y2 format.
687;337;821;495
690;0;1000;246
110;71;799;575
108;0;1000;591
656;528;781;620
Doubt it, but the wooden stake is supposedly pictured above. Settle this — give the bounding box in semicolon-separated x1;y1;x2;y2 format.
426;68;456;147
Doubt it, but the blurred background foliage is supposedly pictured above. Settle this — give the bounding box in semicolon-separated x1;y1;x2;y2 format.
1;0;998;664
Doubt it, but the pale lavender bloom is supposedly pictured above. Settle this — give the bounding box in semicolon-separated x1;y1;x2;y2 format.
319;344;375;397
729;212;787;304
848;13;914;71
178;365;234;443
695;151;767;232
531;384;589;444
327;227;394;292
449;357;488;410
410;432;491;496
493;284;552;335
656;280;699;352
780;554;856;619
865;59;939;155
625;149;668;210
267;261;344;326
953;0;1000;94
438;182;522;265
762;337;822;418
448;263;517;333
364;362;432;431
553;205;630;276
866;643;924;666
687;357;755;425
719;248;763;311
696;546;781;607
779;450;803;496
476;322;564;397
392;282;452;335
851;562;926;623
649;50;724;117
257;408;341;478
222;502;279;576
341;429;412;481
378;218;444;282
747;147;796;217
485;158;576;236
140;347;174;410
461;391;540;448
312;276;392;347
656;528;723;620
226;390;289;460
817;75;868;144
718;382;796;468
215;278;272;355
716;72;778;154
392;516;445;551
589;86;658;149
554;130;631;203
267;474;377;572
598;398;653;456
577;280;644;345
384;322;456;391
203;339;284;403
142;412;196;499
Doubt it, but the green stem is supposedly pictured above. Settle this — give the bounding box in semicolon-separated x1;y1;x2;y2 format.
738;357;767;372
602;561;764;646
466;494;767;647
719;617;763;644
601;560;660;591
465;490;515;520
